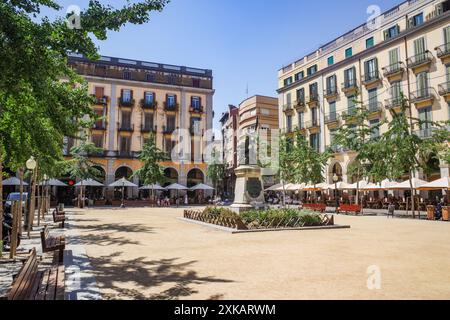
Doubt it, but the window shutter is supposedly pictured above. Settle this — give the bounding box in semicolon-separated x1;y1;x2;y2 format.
120;89;124;98
374;58;378;74
364;61;369;77
396;25;400;35
199;97;202;108
444;26;450;44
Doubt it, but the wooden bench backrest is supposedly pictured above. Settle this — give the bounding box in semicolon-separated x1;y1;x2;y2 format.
7;248;39;300
40;226;50;250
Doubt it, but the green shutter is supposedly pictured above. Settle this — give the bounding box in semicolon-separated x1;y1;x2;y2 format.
414;37;425;55
444;26;450;46
389;48;399;65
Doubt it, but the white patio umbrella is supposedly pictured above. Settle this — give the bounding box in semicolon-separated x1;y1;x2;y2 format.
325;182;352;190
75;179;104;187
166;183;189;207
347;180;369;190
389;178;428;190
418;177;450;191
139;184;167;191
265;183;283;191
189;183;214;191
2;177;28;186
39;179;68;187
303;183;326;191
109;178;138;208
361;183;383;191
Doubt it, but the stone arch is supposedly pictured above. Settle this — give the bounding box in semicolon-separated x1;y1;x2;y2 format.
92;165;106;183
187;168;205;188
327;160;344;183
115;166;133;180
163;167;179;187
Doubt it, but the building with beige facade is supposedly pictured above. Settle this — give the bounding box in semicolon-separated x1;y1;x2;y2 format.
219;95;279;199
64;54;214;200
278;0;450;185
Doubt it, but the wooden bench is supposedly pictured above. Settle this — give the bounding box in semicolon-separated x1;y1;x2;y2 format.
41;226;65;263
55;206;65;215
337;204;362;215
302;203;327;213
52;209;66;228
2;248;65;300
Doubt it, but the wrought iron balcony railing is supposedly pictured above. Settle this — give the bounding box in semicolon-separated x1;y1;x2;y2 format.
435;43;450;59
283;104;294;112
324;86;338;98
438;82;450;96
410;87;436;104
92;95;108;105
118;124;134;132
140;99;157;109
118;97;135;108
362;70;381;85
141;124;156;133
367;101;383;114
406;51;433;69
189;106;204;114
164;102;179;112
382;62;405;78
341;80;358;92
305;120;320;129
324;112;339;124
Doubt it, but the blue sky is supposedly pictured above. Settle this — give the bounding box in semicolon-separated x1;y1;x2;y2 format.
43;0;401;129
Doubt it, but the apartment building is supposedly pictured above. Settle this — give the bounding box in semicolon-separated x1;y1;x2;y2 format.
219;105;240;197
278;0;450;184
65;54;214;198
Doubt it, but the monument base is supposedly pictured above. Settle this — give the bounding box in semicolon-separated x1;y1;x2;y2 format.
231;165;265;214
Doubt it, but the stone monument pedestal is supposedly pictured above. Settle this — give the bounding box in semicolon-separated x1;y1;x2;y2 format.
230;165;265;214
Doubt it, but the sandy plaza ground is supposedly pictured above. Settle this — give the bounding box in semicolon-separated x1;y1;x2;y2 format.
67;207;450;300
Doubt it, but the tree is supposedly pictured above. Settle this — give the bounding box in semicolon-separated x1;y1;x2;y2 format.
0;0;169;240
332;93;383;204
278;133;298;207
133;133;167;205
64;139;103;207
206;148;225;199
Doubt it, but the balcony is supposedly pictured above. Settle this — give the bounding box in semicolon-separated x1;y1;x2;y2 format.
341;80;358;95
189;106;204;114
406;51;433;72
307;94;319;106
190;127;203;136
414;128;433;139
282;104;294;113
384;97;404;111
140;99;157;110
118;124;134;132
294;100;306;111
92;95;108;105
305;120;320;130
118;97;135;108
410;88;436;106
163;125;176;134
361;70;382;87
117;151;136;159
92;122;107;131
382;62;405;81
342;108;357;121
141;124;156;133
164;102;179;112
324;113;340;127
435;43;450;61
438;82;450;98
324;86;338;100
367;102;383;117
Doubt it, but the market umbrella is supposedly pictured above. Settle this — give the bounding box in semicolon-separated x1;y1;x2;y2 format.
139;184;167;191
418;177;450;191
109;178;138;208
39;179;68;187
2;177;28;186
265;183;283;191
347;180;369;190
75;179;104;187
189;183;215;191
166;183;189;208
324;182;352;190
389;178;428;190
361;183;383;191
303;183;326;191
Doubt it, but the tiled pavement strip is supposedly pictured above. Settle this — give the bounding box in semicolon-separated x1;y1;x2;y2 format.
0;209;102;300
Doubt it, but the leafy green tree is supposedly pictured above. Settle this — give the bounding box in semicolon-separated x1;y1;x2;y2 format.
64;139;103;207
0;0;169;207
332;93;383;204
376;95;450;217
133;134;167;205
278;134;298;207
207;148;225;198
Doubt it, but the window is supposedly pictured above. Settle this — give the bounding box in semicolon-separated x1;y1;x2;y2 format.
190;117;202;135
418;106;432;137
409;13;424;28
445;26;450;45
307;65;318;76
309;133;320;151
295;71;304;81
286;115;293;132
146;73;155;82
329;101;337;120
298;111;304;129
414;37;426;56
345;47;353;58
123;70;132;80
370;119;380;140
364;58;378;80
164;137;174;155
417;72;429;96
309;83;318;100
144;113;153;130
92;135;103;149
144;92;154;105
311;107;318;125
120;136;131;153
326;75;337;93
284;77;293;87
94;87;104;98
327;56;334;66
166;115;176;131
368;88;378;111
122;89;132;102
366;37;375;49
286;93;292;106
191;96;201;109
388;48;400;68
296;88;305;103
166;94;176;107
384;25;400;40
344;67;356;87
121;111;131;129
347;95;356;114
391;81;402;101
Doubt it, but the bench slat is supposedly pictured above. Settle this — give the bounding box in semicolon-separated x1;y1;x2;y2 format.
8;249;38;300
56;265;65;300
45;267;58;300
35;269;51;301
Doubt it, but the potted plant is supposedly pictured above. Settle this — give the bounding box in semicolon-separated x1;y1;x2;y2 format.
426;205;435;220
443;206;449;221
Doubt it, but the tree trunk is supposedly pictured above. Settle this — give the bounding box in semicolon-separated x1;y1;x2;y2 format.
0;158;3;254
282;180;286;208
19;168;24;236
151;187;154;207
409;172;416;219
37;178;41;227
27;165;37;237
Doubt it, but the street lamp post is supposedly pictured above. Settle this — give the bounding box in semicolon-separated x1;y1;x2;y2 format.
333;174;339;212
25;156;37;234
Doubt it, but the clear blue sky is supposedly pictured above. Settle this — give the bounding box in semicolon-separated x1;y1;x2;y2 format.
43;0;401;129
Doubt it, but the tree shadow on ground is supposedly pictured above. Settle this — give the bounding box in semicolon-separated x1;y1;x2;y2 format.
90;252;232;300
68;234;143;247
72;223;156;234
